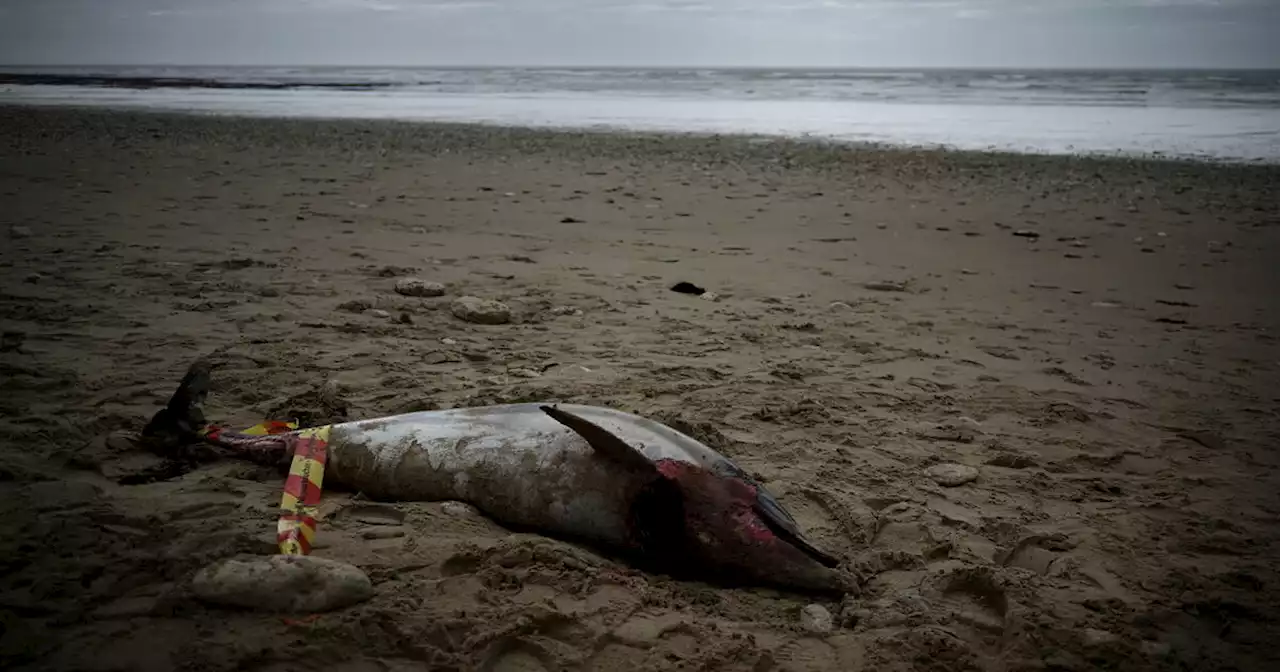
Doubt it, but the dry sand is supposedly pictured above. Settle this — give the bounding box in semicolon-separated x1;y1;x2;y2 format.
2;105;1279;672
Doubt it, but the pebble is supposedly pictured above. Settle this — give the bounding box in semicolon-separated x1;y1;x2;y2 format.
10;225;32;238
191;554;373;613
550;305;584;317
1012;229;1040;238
451;296;512;325
337;298;375;313
924;463;979;487
394;277;445;297
440;501;480;517
370;309;390;319
799;604;834;634
699;291;720;301
863;280;908;292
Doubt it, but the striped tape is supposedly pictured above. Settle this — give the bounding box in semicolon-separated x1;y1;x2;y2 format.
277;425;330;555
243;419;300;436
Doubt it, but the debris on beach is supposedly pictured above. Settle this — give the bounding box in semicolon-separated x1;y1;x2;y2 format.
336;298;375;313
862;280;909;292
191;554;373;613
451;296;512;324
670;281;706;295
394;277;446;297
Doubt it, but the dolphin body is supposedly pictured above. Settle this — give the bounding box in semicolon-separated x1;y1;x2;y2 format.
143;360;849;594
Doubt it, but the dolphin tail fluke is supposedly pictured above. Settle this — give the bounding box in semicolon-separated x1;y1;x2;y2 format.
140;359;214;449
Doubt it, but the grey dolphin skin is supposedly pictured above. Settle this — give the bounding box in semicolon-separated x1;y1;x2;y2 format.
142;360;850;594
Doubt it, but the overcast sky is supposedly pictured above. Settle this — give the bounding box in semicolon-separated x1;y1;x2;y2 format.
0;0;1276;69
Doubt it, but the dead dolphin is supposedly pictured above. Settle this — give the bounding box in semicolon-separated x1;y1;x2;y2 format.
142;360;848;594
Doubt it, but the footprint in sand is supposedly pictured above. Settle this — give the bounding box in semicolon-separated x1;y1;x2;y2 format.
480;638;554;672
770;637;839;671
931;567;1011;635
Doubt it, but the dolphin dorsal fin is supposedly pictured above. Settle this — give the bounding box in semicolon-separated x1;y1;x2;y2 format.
539;405;656;473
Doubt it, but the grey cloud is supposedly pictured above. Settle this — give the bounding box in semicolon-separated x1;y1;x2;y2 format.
0;0;1276;67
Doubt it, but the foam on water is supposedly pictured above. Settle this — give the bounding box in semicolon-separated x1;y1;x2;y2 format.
3;66;1279;162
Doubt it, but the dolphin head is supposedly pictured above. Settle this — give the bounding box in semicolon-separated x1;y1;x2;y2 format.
629;459;850;595
538;404;849;594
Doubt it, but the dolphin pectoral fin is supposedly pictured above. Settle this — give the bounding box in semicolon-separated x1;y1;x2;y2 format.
539;405;657;472
753;495;842;568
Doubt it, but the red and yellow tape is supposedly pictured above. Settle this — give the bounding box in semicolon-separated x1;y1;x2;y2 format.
276;426;330;555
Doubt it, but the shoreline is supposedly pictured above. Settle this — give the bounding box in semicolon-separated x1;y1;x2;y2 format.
4;102;1280;171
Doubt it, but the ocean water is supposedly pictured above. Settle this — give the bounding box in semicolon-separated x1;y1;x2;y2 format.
2;66;1279;162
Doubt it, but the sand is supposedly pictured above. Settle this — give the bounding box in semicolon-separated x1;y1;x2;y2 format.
2;105;1279;672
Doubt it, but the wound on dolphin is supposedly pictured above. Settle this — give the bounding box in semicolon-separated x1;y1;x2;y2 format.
141;359;852;595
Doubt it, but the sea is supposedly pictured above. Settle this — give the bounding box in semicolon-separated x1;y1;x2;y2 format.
3;65;1279;163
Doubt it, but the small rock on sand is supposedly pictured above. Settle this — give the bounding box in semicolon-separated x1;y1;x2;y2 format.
863;280;908;292
440;501;480;517
191;554;373;613
336;298;375;313
800;604;834;634
10;225;32;238
924;463;979;487
394;277;445;297
451;296;511;325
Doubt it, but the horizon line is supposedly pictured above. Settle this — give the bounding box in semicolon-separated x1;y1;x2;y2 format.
2;63;1278;72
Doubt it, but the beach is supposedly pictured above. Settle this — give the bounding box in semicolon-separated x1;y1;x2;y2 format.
2;105;1279;671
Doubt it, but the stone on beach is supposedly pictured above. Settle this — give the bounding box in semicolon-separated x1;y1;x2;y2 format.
799;604;834;634
451;296;512;324
394;277;445;297
191;554;373;613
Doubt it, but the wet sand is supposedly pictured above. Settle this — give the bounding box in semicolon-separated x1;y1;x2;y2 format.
2;105;1279;671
